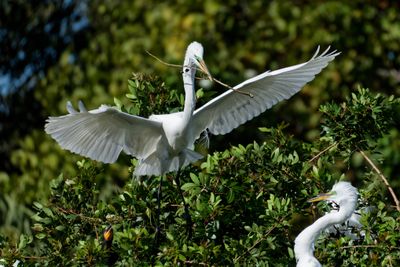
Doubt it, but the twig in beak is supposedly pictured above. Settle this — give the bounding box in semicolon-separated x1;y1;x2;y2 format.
197;59;212;81
145;50;182;69
146;50;253;98
212;77;254;98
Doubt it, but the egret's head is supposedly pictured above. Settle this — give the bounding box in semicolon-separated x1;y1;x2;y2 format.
308;181;358;206
184;42;211;80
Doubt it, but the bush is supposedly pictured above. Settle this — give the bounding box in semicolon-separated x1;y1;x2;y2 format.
1;82;398;266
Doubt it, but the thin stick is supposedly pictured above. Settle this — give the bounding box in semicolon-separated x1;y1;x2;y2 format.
213;77;254;98
146;50;182;68
195;76;253;98
358;150;400;212
341;245;400;249
183;261;208;266
308;142;338;163
56;207;117;223
23;256;48;260
146;50;253;98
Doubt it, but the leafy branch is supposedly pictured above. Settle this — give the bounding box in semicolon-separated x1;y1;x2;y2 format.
358;150;400;212
319;88;400;210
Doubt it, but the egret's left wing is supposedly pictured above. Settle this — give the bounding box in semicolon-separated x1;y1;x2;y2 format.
45;102;163;163
192;47;339;138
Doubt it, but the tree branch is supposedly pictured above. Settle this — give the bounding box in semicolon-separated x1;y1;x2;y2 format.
308;142;338;163
358;150;400;212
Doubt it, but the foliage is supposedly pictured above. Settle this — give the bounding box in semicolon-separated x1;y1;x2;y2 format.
1;1;400;266
1;84;399;266
0;0;88;175
115;73;182;117
0;0;87;93
320;88;398;154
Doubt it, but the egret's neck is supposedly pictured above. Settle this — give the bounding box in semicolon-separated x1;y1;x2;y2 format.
294;201;356;266
182;67;196;126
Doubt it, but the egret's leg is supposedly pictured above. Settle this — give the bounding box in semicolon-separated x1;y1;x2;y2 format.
174;170;193;239
155;175;163;243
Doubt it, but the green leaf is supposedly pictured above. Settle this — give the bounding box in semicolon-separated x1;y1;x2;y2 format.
42;207;54;218
33;202;43;210
55;225;66;231
114;97;123;109
181;182;198;191
18;234;32;249
190;172;200;185
126;93;137;100
166;231;174;241
35;233;47;240
258;127;272;132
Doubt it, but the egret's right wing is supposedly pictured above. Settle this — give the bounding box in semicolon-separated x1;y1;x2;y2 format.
45;103;163;163
192;47;339;138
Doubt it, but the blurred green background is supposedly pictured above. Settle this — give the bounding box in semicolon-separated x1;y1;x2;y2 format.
1;0;399;248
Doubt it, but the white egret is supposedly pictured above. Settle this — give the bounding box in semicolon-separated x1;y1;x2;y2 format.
294;182;359;267
45;42;339;176
324;201;365;240
45;42;339;239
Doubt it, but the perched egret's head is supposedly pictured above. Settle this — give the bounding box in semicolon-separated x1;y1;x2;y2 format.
308;181;358;206
184;42;212;80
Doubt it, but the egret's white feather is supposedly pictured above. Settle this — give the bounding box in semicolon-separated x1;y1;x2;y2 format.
45;43;339;176
66;101;78;114
78;100;87;112
192;47;340;137
45;106;163;163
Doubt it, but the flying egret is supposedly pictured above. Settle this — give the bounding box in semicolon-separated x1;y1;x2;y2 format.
45;42;339;176
294;182;359;267
45;42;339;239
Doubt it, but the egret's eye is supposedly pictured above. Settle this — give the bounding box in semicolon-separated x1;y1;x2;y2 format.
184;68;190;73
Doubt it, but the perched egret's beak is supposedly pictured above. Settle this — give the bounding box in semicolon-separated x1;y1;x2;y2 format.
102;225;113;249
307;192;333;203
195;56;212;81
103;225;113;241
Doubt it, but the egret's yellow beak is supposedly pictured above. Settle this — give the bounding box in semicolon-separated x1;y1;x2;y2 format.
307;192;333;203
103;225;113;242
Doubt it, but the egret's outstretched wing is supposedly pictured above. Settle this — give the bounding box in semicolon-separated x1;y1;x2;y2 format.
192;47;340;137
45;103;163;163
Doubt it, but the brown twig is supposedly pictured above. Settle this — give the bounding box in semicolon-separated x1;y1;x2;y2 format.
23;256;48;260
358;150;400;212
341;244;400;252
213;77;254;98
183;261;209;266
145;50;182;69
146;50;253;98
56;207;103;223
308;142;338;163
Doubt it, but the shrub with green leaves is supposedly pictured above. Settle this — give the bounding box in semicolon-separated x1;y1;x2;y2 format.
1;75;398;266
3;3;400;254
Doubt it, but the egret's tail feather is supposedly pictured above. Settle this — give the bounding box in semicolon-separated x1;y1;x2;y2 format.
169;149;204;172
133;149;203;176
134;153;163;176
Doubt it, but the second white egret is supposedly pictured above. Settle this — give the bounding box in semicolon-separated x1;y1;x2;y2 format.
294;182;359;267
